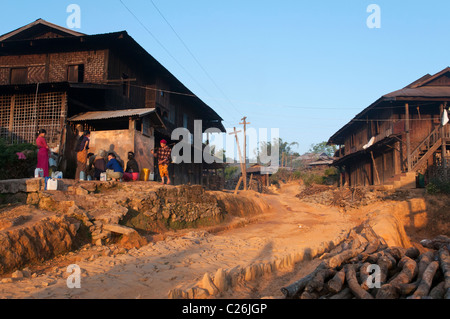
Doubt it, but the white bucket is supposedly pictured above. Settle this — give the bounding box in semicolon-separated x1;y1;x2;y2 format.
100;172;107;181
46;178;58;190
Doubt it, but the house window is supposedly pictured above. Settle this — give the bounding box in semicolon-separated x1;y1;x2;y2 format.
67;64;84;83
10;68;28;84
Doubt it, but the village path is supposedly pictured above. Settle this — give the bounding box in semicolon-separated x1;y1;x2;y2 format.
0;183;356;299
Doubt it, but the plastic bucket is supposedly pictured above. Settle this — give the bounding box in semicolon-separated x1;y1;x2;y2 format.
142;168;150;181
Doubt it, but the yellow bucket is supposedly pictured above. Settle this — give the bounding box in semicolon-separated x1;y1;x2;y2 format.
142;168;150;181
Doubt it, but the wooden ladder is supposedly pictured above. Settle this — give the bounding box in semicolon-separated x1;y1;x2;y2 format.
410;125;443;171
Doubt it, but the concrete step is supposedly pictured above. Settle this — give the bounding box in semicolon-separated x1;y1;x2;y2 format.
385;172;417;189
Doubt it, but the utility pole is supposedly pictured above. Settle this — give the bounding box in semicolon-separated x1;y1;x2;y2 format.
239;116;250;190
229;127;245;193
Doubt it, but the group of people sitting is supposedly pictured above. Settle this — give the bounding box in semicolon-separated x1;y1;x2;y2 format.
86;150;140;182
73;129;140;182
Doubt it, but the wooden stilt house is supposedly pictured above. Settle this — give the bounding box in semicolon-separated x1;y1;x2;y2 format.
328;67;450;188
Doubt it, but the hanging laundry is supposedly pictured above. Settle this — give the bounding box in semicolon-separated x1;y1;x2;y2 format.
442;109;449;126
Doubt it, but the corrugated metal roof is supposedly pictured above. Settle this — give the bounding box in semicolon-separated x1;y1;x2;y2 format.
68;108;156;121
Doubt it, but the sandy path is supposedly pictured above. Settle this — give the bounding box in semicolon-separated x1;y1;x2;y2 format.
0;183;355;299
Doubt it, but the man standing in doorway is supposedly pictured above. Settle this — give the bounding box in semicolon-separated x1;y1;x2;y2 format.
151;139;172;185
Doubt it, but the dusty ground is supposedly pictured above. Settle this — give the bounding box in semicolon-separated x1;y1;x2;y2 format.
0;182;358;299
0;182;445;299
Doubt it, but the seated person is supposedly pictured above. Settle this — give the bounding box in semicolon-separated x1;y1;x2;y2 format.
123;151;140;181
91;150;107;180
105;152;124;181
86;153;95;179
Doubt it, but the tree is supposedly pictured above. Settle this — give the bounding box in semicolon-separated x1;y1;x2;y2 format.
308;141;337;157
258;138;300;166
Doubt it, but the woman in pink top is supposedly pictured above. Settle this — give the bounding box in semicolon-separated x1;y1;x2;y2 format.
36;129;49;177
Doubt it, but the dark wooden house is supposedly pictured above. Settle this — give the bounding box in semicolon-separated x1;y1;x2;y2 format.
328;67;450;188
0;19;225;185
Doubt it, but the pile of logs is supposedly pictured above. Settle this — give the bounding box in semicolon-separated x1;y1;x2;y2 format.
281;227;450;299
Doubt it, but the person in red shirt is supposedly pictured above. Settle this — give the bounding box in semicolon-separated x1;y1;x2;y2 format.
36;129;49;177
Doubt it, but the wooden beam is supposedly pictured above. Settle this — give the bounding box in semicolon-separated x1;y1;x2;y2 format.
8;95;15;142
405;103;411;172
442;103;447;169
371;151;381;185
234;176;243;194
229;127;245;192
240;117;250;190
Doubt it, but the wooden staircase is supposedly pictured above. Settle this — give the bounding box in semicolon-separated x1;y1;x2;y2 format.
384;125;449;189
410;125;443;172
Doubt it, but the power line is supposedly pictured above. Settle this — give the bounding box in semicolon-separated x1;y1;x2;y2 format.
118;0;235;125
105;80;445;114
149;0;243;118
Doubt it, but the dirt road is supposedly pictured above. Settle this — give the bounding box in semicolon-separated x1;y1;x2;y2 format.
0;183;356;299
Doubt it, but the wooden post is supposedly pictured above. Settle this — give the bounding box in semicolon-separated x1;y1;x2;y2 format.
8;95;15;142
371;151;381;185
229;127;245;192
240;117;250;190
405;103;411;172
442;103;447;169
234;176;243;194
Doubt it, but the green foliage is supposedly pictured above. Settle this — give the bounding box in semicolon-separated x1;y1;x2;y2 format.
224;165;239;180
298;171;326;187
425;182;439;194
270;165;339;188
269;168;291;186
309;141;337;157
258;138;300;166
425;180;450;194
0;139;38;180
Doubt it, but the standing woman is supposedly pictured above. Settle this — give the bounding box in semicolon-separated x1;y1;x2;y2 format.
36;129;49;177
75;130;90;180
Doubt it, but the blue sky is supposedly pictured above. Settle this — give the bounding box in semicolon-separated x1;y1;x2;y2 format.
2;1;450;155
